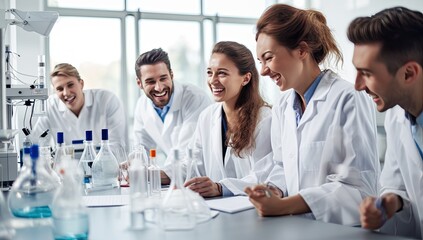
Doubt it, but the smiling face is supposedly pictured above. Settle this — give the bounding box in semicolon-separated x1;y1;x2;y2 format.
207;53;249;108
256;33;302;92
352;43;404;112
137;62;174;109
52;75;85;116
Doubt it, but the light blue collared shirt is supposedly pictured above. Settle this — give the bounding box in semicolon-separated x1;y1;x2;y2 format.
152;94;174;122
412;112;423;160
293;70;326;126
406;111;423;160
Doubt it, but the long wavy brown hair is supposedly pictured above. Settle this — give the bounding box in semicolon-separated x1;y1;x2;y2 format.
212;41;270;158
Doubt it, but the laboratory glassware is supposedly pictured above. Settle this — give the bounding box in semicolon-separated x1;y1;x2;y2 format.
52;160;89;240
8;145;57;219
78;130;96;185
160;149;196;230
129;146;148;229
91;129;119;188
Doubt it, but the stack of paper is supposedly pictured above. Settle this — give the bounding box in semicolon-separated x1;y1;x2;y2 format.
205;196;254;213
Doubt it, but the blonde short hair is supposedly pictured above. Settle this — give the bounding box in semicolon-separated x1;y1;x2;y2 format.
51;63;82;81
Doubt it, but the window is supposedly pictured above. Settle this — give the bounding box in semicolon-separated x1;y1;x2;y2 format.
48;0;124;10
49;17;122;94
139;20;202;87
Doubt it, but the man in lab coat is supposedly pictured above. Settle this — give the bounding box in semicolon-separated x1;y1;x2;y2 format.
133;48;211;179
348;7;423;239
33;63;126;147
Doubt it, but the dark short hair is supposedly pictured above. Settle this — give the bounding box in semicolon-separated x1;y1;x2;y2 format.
347;7;423;74
135;48;172;79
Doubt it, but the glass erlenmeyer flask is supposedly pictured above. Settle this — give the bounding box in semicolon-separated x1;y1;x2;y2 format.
185;148;202;183
8;144;57;219
160;149;196;230
92;129;119;188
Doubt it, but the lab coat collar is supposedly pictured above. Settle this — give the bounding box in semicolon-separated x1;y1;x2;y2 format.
210;103;230;175
169;83;183;112
295;70;336;128
307;69;334;102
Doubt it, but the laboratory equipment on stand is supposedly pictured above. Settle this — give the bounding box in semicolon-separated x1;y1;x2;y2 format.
0;8;58;188
0;129;19;188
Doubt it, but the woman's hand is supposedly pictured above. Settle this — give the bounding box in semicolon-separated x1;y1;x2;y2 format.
184;176;222;197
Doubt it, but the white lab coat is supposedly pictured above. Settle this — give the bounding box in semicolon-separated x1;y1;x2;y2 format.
133;82;211;164
266;70;380;226
33;89;127;147
379;106;422;239
173;103;273;195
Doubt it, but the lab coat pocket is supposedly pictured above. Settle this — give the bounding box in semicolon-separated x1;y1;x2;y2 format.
299;141;325;172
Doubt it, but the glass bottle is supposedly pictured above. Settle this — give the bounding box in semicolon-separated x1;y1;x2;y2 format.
91;129;119;187
40;145;61;184
20;147;31;172
8;144;57;219
78;130;96;186
160;149;196;230
22;127;32;149
53;132;67;174
185;148;202;183
38;129;50;148
52;160;89;240
148;149;161;198
129;146;148;229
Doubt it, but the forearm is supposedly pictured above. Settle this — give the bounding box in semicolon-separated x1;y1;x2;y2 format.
279;194;311;215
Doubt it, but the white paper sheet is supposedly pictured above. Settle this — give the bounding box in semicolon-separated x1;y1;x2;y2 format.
205;196;254;213
82;195;130;207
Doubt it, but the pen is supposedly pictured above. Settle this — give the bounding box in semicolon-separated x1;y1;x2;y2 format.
260;182;272;198
374;197;387;223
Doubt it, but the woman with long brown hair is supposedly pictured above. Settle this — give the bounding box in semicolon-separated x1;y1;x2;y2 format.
183;41;273;197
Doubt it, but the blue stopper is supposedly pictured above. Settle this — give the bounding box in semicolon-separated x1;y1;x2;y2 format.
30;144;39;159
86;130;93;141
72;139;84;144
101;129;108;140
57;132;64;144
23;147;31;154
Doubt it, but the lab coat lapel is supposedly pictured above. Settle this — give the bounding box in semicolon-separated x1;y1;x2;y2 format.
144;104;169;154
209;105;226;181
163;84;182;136
399;117;423;170
283;90;300;194
399;116;423;206
298;70;332;129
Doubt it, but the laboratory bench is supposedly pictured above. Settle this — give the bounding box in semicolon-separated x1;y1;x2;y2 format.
7;194;416;240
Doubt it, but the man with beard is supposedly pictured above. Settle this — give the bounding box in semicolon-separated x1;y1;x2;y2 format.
133;48;211;182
